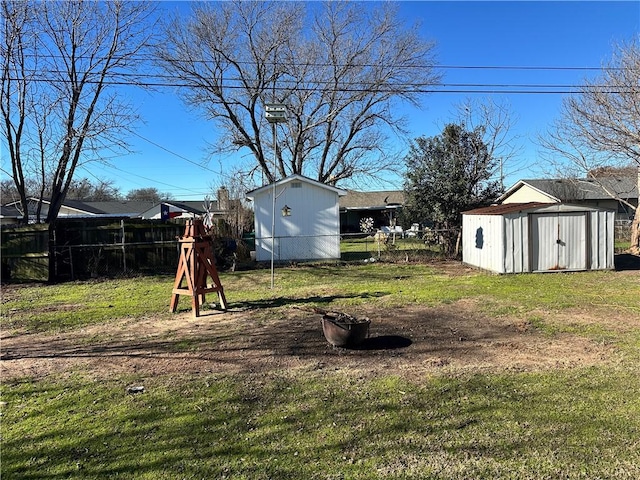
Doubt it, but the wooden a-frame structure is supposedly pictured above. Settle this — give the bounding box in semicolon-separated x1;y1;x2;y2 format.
170;219;227;317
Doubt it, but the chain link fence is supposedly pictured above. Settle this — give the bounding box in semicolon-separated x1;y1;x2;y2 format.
340;229;458;262
3;220;633;282
615;220;633;252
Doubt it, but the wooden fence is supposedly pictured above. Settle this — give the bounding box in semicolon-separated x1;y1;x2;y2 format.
1;218;188;282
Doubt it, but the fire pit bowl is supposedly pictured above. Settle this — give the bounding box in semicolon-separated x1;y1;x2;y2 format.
321;312;371;348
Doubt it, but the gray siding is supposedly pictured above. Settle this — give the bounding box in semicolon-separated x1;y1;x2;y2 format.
504;213;529;273
463;204;615;274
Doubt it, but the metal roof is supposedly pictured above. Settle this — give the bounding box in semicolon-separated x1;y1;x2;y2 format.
246;174;347;198
464;202;612;216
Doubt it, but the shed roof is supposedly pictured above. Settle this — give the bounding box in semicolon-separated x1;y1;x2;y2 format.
246;174;347;198
464;202;613;216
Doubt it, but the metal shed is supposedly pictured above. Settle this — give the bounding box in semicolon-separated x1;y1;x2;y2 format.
462;202;615;274
246;174;347;262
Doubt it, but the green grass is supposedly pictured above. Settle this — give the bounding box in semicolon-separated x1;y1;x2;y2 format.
4;264;639;332
2;276;174;332
615;239;631;252
3;369;639;479
2;262;640;478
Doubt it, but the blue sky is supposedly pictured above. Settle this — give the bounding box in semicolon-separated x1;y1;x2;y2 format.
3;1;639;200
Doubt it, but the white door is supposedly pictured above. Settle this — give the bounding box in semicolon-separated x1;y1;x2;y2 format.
531;213;587;271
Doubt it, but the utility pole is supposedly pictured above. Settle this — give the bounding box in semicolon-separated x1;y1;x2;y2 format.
265;103;287;288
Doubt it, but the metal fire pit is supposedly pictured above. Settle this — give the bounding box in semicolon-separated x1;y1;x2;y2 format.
321;313;371;348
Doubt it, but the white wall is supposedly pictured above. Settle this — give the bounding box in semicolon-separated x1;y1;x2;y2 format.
253;179;341;261
462;214;505;273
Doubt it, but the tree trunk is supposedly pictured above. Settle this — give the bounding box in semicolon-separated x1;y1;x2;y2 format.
630;166;640;255
630;207;640;255
47;221;57;284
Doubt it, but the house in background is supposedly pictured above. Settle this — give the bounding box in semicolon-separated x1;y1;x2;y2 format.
0;198;155;223
139;200;209;220
462;202;615;274
339;190;405;233
2;195;229;224
246;174;347;262
0;204;25;225
499;177;637;223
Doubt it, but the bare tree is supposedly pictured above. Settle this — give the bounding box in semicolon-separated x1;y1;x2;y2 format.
1;0;156;222
1;0;157;281
453;98;521;191
209;172;256;241
125;188;172;203
157;0;440;186
1;0;32;220
66;177;121;201
540;38;640;254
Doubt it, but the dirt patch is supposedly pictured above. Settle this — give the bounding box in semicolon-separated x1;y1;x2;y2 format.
0;299;616;382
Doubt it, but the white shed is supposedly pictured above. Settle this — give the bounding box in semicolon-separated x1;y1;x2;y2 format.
462;202;615;274
246;174;347;262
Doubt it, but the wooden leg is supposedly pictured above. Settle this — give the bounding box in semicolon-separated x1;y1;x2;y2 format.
218;290;228;311
169;293;179;313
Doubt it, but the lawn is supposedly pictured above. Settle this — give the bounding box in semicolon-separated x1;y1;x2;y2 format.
2;261;639;479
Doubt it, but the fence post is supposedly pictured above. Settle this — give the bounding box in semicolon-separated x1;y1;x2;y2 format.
68;246;74;281
121;219;126;272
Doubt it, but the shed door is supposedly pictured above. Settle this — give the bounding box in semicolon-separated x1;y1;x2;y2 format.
530;213;587;271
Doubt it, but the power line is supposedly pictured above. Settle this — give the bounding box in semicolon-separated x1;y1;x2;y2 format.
20;51;620;72
130;131;217;173
9;74;630;95
436;65;614;71
129;131;246;186
77;132;245;197
7;56;624;95
82;162;212;197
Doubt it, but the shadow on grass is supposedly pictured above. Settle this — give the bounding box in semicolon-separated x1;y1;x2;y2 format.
236;292;388;310
615;253;640;271
352;335;413;351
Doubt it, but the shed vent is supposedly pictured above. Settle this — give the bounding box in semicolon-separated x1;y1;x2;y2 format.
291;182;302;188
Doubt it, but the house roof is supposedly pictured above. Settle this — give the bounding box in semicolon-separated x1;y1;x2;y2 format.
2;198;107;217
81;200;157;216
163;201;211;213
246;174;347;198
137;200;216;219
0;204;23;219
464;202;613;216
56;199;106;215
499;177;638;203
2;198;215;219
339;190;405;210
